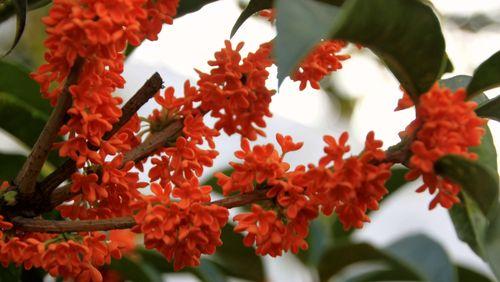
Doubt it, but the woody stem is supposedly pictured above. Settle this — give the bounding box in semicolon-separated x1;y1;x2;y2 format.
14;58;84;197
39;73;164;197
12;189;269;233
48;118;184;208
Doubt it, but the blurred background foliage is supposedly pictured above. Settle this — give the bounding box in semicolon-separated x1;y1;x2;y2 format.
0;0;499;281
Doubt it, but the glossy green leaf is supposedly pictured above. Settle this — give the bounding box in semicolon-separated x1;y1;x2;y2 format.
177;0;218;18
0;92;48;148
194;259;228;282
276;0;446;100
2;0;27;57
439;75;472;92
0;264;22;281
457;265;492;282
230;0;272;38
485;212;500;281
275;0;339;85
317;243;420;282
449;194;488;258
448;125;496;258
476;95;500;122
0;153;25;180
110;256;163;282
0;61;52;114
137;249;174;274
467;50;500;97
297;219;330;266
0;0;51;23
211;224;265;282
435;154;499;218
385;234;457;282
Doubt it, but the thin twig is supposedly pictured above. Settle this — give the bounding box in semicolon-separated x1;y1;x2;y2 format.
40;73;164;196
49;119;184;208
14;190;269;233
15;58;84;196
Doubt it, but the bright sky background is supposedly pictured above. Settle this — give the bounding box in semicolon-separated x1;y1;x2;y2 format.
120;1;500;281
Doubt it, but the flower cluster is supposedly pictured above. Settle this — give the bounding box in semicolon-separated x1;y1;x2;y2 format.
302;132;392;229
31;0;179;220
402;84;486;209
132;182;228;270
197;41;275;140
0;231;126;282
292;40;350;90
217;132;391;256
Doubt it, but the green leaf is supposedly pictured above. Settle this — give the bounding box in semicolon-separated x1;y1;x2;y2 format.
176;0;218;18
275;0;339;86
193;259;228;282
385;234;457;282
0;264;22;281
137;248;174;274
317;243;420;282
230;0;272;38
0;61;52;114
275;0;447;100
457;265;492;282
0;92;48;148
297;219;330;266
476;95;500;122
449;194;488;258
467;50;500;97
210;223;265;282
448;125;496;258
0;153;25;180
485;212;500;281
439;75;472;92
110;256;163;282
435;155;499;218
2;0;27;57
0;0;51;23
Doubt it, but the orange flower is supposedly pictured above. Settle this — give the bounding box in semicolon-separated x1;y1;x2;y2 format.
259;9;276;22
395;90;414;111
197;41;275;140
404;84;486;209
216;135;293;195
133;182;228;270
222;135;316;255
234;204;287;257
292;40;350;90
301;132;392;229
0;215;12;239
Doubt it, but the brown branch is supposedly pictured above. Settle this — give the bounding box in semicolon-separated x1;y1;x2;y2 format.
121;119;184;164
48;119;184;208
11;216;136;233
14;189;270;233
40;73;164;196
15;58;84;196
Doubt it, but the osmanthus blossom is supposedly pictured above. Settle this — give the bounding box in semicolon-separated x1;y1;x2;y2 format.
0;0;487;280
400;84;486;209
218;132;392;256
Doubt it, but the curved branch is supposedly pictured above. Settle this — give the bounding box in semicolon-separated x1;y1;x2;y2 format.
15;58;84;196
40;73;164;196
14;189;269;233
49;119;184;208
